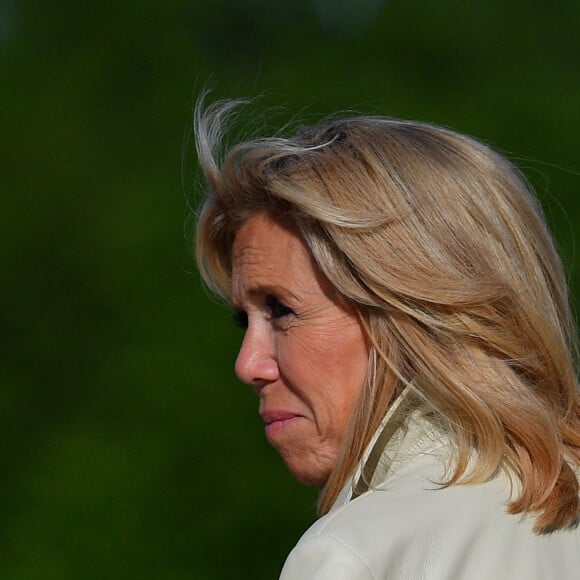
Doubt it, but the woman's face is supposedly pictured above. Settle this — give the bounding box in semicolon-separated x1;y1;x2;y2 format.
231;212;368;485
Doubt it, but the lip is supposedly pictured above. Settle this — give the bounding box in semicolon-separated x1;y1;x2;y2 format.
260;411;302;439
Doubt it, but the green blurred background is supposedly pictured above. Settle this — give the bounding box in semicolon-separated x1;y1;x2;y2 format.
1;1;578;578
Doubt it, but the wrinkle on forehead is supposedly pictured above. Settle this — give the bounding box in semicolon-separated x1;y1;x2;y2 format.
231;215;307;302
232;214;300;261
233;238;296;269
231;212;341;307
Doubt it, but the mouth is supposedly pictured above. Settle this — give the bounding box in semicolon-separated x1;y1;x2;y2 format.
260;412;302;439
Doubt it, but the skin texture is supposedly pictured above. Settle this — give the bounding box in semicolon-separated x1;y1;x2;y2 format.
231;212;369;485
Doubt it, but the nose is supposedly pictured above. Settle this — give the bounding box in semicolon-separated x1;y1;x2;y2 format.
235;323;279;391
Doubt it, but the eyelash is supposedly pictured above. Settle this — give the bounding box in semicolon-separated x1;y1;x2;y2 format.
265;294;294;320
232;310;248;329
232;294;295;329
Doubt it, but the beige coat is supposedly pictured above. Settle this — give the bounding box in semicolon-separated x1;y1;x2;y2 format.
280;391;580;579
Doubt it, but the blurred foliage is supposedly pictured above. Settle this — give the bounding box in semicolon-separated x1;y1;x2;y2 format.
0;0;578;578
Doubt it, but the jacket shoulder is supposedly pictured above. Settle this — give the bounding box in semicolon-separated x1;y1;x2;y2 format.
280;534;374;580
281;465;580;579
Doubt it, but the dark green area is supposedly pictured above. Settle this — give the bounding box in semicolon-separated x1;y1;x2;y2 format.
1;0;578;578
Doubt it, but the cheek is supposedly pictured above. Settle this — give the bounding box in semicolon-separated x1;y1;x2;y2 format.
319;323;368;408
278;322;368;409
320;318;368;373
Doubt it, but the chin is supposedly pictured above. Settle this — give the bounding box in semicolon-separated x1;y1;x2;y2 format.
286;459;332;487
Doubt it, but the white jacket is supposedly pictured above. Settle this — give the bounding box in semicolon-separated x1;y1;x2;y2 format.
280;391;580;579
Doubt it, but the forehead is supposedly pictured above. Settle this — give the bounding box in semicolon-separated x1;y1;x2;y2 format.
233;212;301;263
231;212;318;298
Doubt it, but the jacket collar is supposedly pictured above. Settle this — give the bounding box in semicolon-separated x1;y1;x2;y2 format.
332;386;447;511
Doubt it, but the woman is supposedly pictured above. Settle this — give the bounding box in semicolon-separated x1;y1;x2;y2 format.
194;99;580;579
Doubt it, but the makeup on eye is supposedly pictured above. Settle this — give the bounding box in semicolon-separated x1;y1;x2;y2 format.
265;293;295;320
232;293;295;329
232;309;248;329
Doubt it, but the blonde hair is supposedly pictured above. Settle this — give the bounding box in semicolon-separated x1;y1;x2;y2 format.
193;98;580;534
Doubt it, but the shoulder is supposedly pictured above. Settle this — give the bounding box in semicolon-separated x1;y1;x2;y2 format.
280;533;374;580
281;467;580;580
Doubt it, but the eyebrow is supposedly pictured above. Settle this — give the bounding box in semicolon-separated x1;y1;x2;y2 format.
231;284;299;307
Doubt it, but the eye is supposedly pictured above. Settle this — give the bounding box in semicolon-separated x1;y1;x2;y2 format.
232;309;248;329
265;294;295;320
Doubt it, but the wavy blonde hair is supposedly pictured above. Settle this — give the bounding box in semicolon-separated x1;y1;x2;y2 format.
193;98;580;534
